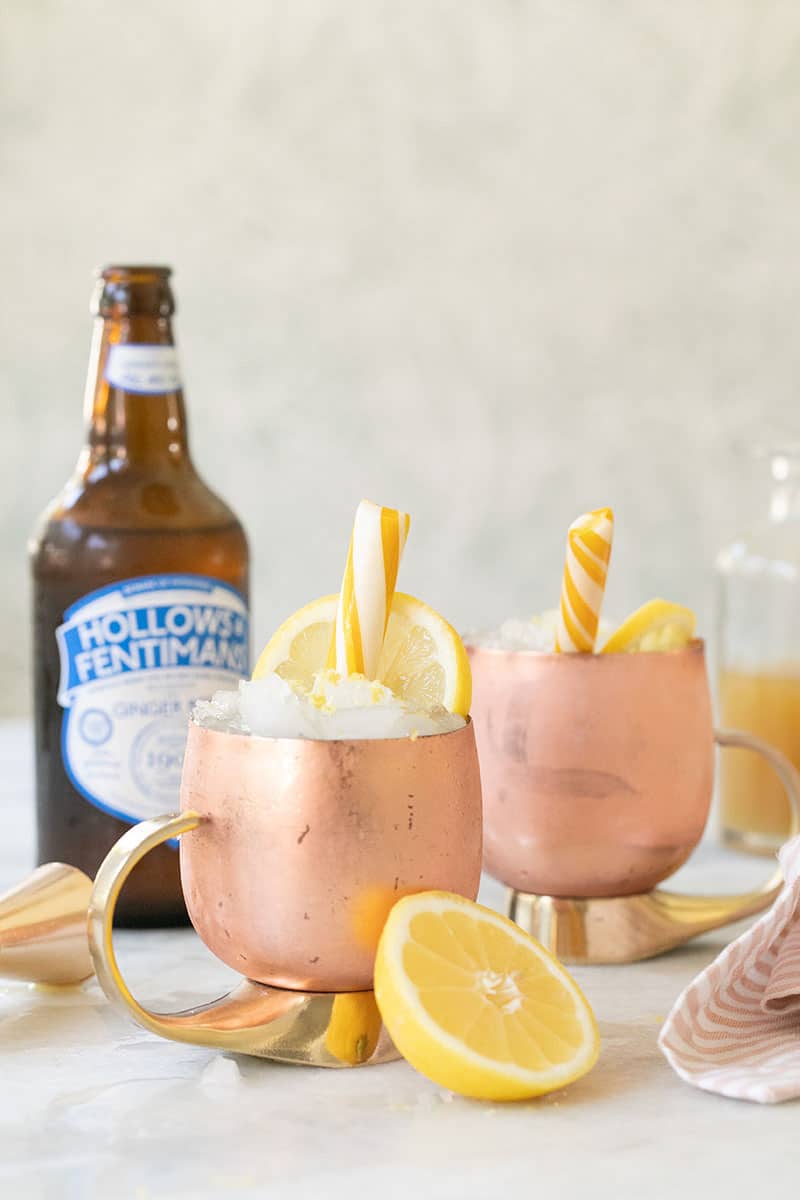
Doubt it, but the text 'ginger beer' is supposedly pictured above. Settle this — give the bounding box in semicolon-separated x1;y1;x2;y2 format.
30;266;249;923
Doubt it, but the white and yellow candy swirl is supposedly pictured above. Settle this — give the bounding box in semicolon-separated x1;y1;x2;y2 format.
555;508;614;654
327;499;411;679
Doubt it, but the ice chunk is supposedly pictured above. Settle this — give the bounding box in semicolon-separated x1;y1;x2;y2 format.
191;686;247;733
239;673;322;739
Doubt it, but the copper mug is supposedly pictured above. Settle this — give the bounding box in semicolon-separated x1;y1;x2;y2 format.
467;640;800;962
78;719;482;1065
85;719;481;1044
175;721;482;990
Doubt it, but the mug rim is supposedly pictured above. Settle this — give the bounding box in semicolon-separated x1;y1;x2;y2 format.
187;713;473;748
463;637;705;662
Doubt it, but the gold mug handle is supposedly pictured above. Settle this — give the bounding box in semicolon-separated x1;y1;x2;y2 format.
87;811;204;1040
86;811;397;1066
509;727;800;964
644;728;800;938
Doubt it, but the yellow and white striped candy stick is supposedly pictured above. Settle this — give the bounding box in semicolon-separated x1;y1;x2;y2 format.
327;499;411;679
555;508;614;653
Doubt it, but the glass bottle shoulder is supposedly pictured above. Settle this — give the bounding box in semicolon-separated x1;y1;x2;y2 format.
33;457;243;532
716;517;800;576
29;460;248;584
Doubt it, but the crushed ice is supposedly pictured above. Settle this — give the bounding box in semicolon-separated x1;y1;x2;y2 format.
464;609;612;652
192;670;465;741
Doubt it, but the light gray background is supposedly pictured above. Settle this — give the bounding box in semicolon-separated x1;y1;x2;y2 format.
2;1;799;715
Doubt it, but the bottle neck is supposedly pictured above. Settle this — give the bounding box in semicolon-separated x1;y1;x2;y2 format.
83;312;191;473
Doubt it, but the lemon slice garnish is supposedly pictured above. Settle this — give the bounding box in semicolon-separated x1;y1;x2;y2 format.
601;599;697;654
373;891;600;1101
324;993;383;1065
252;593;472;716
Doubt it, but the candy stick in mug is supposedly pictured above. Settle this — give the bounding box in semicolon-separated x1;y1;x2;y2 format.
555;508;614;653
327;499;411;678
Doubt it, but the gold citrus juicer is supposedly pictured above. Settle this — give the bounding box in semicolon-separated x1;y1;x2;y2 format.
467;640;800;964
1;719;483;1066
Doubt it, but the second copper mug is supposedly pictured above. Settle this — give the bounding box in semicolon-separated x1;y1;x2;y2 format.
467;640;797;898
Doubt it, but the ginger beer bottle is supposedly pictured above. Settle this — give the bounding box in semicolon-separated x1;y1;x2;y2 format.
30;266;249;924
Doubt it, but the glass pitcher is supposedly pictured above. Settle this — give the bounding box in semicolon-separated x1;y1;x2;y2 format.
715;444;800;853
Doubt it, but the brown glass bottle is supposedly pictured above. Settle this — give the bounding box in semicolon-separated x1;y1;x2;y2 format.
30;266;249;925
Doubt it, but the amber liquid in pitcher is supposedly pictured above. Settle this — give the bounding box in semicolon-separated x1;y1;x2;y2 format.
30;266;249;924
719;667;798;850
715;445;800;854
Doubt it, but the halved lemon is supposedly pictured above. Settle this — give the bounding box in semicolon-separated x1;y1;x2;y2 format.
252;592;472;716
601;599;696;654
374;891;600;1101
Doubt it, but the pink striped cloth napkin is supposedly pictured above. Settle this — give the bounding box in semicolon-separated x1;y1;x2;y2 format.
659;835;800;1103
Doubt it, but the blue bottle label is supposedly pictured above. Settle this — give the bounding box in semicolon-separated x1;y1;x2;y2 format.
56;574;248;825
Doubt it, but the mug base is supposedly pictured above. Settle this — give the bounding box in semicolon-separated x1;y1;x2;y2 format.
162;977;403;1067
505;878;780;966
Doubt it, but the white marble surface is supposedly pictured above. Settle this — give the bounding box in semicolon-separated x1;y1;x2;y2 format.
1;718;796;1199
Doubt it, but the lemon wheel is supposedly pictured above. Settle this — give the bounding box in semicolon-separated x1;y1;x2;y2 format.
252;593;471;716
